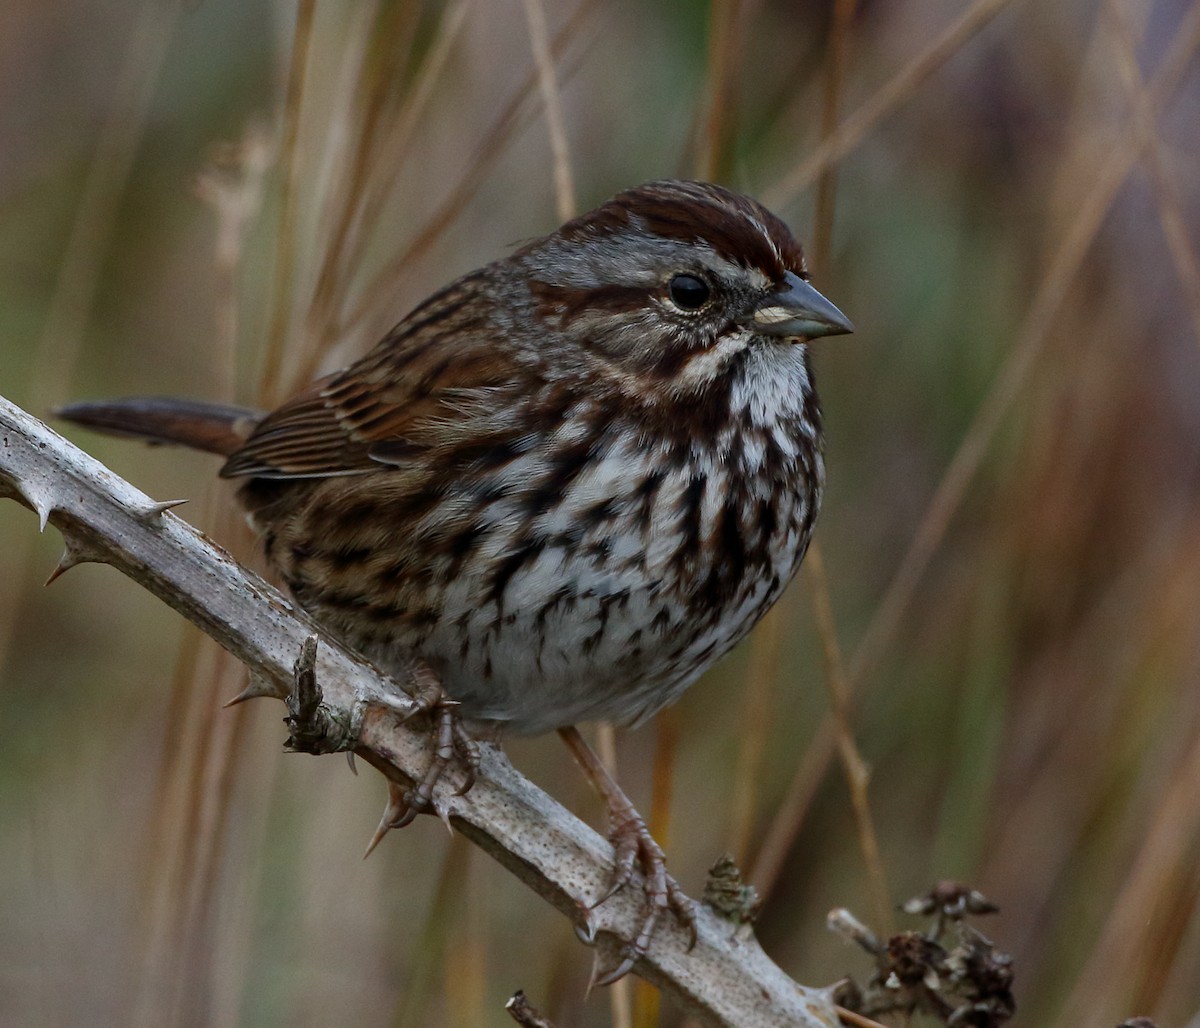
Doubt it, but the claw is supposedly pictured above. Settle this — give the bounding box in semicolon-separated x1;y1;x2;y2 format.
452;721;480;796
593;951;638;989
351;661;477;849
396;662;449;722
588;875;626;913
574;910;598;945
556;726;696;984
389;801;421;831
589;812;640;910
671;881;699;951
431;796;454;834
584;810;692;981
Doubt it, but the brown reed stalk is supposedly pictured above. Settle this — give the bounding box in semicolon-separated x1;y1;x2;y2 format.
303;3;424;363
692;0;787;905
728;602;782;867
805;546;893;932
763;0;1021;209
1105;0;1200;345
258;0;316;407
747;718;834;896
698;0;742;183
750;0;1200;916
798;0;893;934
0;0;182;681
522;0;577;223
1056;728;1200;1024
392;833;474;1028
848;4;1200;695
811;0;858;265
337;0;598;344
128;131;270;1023
352;0;474;273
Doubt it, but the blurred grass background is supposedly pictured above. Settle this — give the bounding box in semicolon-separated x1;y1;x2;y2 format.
3;0;1200;1025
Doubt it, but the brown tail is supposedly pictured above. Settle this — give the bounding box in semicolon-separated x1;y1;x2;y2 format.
56;397;263;457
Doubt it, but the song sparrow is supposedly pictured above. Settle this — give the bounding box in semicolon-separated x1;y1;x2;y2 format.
60;179;852;978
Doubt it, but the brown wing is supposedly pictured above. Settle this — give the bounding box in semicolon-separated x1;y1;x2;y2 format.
221;278;526;480
219;374;372;478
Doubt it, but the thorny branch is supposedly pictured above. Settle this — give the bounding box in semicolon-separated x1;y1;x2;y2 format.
0;392;839;1028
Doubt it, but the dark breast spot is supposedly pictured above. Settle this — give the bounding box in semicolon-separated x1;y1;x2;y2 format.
487;535;548;608
673;474;706;570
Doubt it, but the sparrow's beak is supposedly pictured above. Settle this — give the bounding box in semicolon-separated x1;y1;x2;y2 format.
751;271;853;341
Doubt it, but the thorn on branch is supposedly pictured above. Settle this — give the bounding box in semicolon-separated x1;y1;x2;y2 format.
131;496;190;521
363;779;410;859
224;671;288;707
44;536;107;586
15;479;56;532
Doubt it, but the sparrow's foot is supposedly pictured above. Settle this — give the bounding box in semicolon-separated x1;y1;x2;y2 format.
362;660;479;851
277;636;477;852
558;726;697;984
593;802;697;985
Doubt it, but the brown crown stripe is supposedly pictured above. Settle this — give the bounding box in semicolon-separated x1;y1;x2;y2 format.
555;181;804;283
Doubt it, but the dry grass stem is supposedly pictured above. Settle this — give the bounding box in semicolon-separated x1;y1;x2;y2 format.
1104;0;1200;345
592;722;633;1028
303;3;423;370
340;0;597;341
353;0;473;261
849;10;1200;693
393;833;473;1028
1055;728;1200;1025
176;645;252;1024
805;546;893;933
798;0;893;934
258;0;315;406
127;625;210;1025
452;850;491;1027
698;0;742;183
194;128;272;401
632;706;681;1028
130;124;274;1023
748;718;835;897
729;603;781;866
811;0;859;266
764;0;1020;210
522;0;577;222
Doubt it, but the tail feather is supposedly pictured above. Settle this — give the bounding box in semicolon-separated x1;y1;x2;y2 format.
56;397;263;457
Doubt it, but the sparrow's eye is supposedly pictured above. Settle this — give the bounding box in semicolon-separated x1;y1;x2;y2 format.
667;273;712;311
